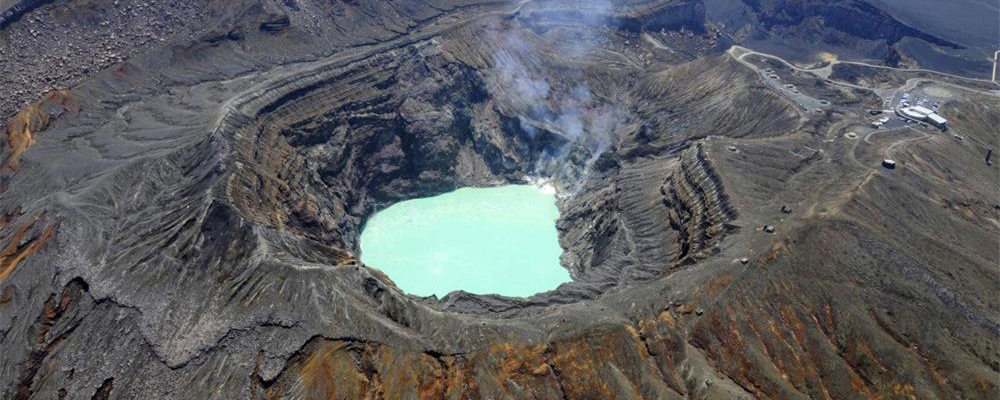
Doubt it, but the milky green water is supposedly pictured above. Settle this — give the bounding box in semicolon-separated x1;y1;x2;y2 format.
359;185;569;298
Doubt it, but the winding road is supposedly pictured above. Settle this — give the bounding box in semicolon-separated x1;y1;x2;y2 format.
730;45;998;86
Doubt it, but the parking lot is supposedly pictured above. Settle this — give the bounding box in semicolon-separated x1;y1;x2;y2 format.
870;83;956;130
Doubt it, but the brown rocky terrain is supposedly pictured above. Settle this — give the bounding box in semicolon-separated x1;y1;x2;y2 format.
0;0;997;399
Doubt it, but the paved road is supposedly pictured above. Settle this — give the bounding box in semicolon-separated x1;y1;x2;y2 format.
729;45;1000;95
729;45;953;188
726;46;831;118
731;45;997;85
728;46;872;93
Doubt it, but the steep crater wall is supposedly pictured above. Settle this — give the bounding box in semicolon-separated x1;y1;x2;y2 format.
209;34;742;314
213;39;617;310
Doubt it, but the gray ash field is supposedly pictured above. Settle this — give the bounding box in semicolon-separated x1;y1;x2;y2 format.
0;0;998;399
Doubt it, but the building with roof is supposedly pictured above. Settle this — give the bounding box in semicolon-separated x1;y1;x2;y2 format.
898;106;948;129
926;113;948;128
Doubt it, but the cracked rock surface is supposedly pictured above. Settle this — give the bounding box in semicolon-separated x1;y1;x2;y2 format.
1;0;998;399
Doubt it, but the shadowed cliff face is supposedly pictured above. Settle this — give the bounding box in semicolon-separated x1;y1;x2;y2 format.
739;0;960;47
703;0;995;77
0;0;997;399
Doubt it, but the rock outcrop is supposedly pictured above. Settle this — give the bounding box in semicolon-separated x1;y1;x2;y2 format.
0;0;997;399
662;142;737;263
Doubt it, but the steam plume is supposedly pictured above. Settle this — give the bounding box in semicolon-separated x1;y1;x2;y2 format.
484;0;628;194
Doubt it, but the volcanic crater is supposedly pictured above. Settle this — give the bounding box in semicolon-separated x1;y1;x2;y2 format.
1;0;997;399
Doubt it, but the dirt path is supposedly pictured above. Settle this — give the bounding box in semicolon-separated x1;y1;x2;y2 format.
731;45;996;85
729;45;1000;97
728;46;872;93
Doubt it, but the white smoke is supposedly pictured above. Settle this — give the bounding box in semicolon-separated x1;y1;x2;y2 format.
484;0;628;194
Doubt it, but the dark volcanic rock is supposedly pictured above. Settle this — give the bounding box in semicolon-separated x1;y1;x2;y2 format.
0;0;997;399
704;0;994;75
0;0;53;29
741;0;959;46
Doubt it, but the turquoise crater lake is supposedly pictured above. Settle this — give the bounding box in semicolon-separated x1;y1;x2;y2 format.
359;185;570;298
